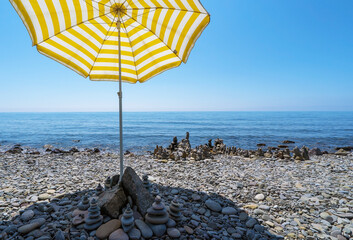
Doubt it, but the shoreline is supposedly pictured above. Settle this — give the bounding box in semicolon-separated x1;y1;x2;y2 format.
1;137;352;156
0;151;352;239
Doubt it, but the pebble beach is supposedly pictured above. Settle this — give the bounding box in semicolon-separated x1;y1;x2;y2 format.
1;149;352;239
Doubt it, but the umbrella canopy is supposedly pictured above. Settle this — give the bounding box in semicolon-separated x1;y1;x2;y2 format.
10;0;210;83
10;0;210;180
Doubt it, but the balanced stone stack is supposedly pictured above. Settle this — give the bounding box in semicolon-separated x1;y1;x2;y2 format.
213;138;226;154
145;196;169;224
84;198;103;231
256;148;264;157
153;146;169;159
104;176;112;189
78;196;89;210
168;197;182;222
121;205;134;232
264;148;273;158
151;186;160;198
283;148;291;159
145;196;169;237
301;146;310;160
142;175;151;192
167;136;178;152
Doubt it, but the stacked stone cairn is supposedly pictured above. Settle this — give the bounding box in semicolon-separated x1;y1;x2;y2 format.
142;174;151;193
121;204;134;232
153;132;214;161
78;196;89;210
151;186;160;198
153;132;318;162
264;147;273;158
145;196;169;237
168;197;182;222
84;198;103;231
292;146;310;160
104;176;111;190
212;138;226;154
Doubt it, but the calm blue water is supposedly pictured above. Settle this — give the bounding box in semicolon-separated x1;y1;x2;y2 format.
0;112;352;152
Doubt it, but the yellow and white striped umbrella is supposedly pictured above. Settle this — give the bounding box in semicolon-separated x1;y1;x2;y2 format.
10;0;209;180
10;0;210;83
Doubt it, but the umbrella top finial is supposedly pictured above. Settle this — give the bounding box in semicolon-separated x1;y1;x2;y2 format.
111;3;127;18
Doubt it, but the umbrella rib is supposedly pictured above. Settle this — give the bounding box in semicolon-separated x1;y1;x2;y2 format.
126;7;207;15
121;20;139;81
35;12;114;46
83;0;108;8
108;0;115;7
122;11;183;61
88;13;119;76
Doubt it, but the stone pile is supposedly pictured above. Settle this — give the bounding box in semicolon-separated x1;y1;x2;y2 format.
168;197;183;222
5;144;23;154
142;175;151;192
152;133;321;161
153;132;215;161
84;198;103;231
212;138;226;154
121;205;134;232
78;196;89;210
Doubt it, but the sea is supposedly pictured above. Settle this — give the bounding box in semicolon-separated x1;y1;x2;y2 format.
0;112;352;153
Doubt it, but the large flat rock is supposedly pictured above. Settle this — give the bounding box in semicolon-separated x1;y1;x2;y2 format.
98;186;127;219
122;167;153;216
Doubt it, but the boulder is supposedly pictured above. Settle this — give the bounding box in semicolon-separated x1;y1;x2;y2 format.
335;149;349;156
122;167;153;216
334;146;353;151
6;145;23;154
301;146;310;160
292;147;303;160
98;186;127;219
309;148;323;156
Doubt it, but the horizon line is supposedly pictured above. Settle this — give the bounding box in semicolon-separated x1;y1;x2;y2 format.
0;110;352;113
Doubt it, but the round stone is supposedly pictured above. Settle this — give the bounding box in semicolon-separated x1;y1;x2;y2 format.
239;212;249;221
20;210;34;222
167;218;176;228
191;194;201;201
54;230;65;240
72;215;85;226
254;194;265;201
246;218;257;228
221;207;237;215
184;225;194;234
109;229;128;240
96;219;121;239
145;213;169;224
135;219;153;239
149;224;166;237
205;199;221;212
38;193;51;200
18;218;45;234
167;228;181;238
128;228;141;240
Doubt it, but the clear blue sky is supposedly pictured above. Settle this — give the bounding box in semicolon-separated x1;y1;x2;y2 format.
1;0;353;112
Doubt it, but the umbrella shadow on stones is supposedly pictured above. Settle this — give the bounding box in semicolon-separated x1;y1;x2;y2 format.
154;184;283;240
0;184;283;240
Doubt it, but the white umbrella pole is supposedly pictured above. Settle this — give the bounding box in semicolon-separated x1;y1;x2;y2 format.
117;18;124;183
